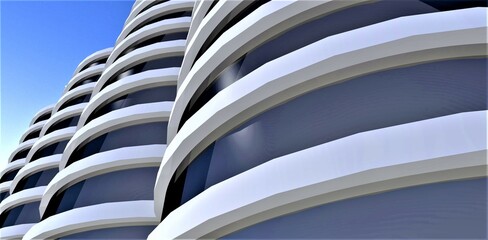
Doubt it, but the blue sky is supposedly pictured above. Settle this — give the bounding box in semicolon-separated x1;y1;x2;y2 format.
1;0;133;170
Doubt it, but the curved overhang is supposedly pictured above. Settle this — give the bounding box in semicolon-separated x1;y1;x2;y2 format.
107;17;191;66
116;0;193;45
93;40;185;96
0;186;45;215
24;201;158;240
79;68;178;127
19;121;46;144
9;154;61;194
40;103;86;137
29;104;54;127
60;101;173;170
171;0;375;140
72;47;112;77
0;160;26;181
150;110;487;239
64;64;105;94
8;140;36;164
155;7;488;217
40;144;166;217
52;83;94;114
26;127;76;164
0;223;36;240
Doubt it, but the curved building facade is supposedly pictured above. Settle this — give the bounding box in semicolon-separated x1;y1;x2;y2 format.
1;1;486;239
150;1;488;239
24;1;193;239
0;49;111;240
0;105;54;239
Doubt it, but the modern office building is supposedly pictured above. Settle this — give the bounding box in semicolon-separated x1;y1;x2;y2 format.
0;48;111;239
1;0;487;239
23;0;193;239
149;1;487;239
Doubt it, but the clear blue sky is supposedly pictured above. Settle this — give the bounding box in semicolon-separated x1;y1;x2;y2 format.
1;0;133;170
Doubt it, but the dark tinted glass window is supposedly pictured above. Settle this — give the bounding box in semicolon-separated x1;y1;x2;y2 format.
58;226;156;240
224;178;487;239
138;0;169;16
0;201;40;227
43;167;159;220
115;31;188;62
45;116;80;135
86;86;177;124
162;58;488;220
101;56;183;91
67;122;168;167
69;75;100;91
193;0;270;66
11;148;30;162
204;0;219;17
31;140;69;162
13;168;59;193
24;129;41;142
33;112;51;124
58;94;91;111
0;191;9;203
0;168;20;184
181;0;486;131
421;0;487;10
129;11;192;36
79;57;108;72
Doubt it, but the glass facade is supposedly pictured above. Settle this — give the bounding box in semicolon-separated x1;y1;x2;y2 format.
43;167;159;219
0;201;40;228
86;86;176;124
67;122;168;167
13;168;59;193
163;58;487;219
223;178;488;239
31;140;69;162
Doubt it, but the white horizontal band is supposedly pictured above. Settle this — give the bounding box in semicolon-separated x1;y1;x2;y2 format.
150;110;487;239
79;67;179;127
24;200;158;240
61;101;173;170
0;223;36;240
155;7;488;216
0;186;45;214
9;154;61;194
40;144;166;216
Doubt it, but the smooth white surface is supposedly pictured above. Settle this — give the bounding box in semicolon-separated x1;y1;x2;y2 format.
93;40;186;96
108;17;191;66
0;180;13;193
8;140;36;163
64;64;105;94
1;159;26;180
23;201;158;240
150;111;487;239
19;121;46;144
155;8;488;216
116;0;194;45
0;186;45;214
41;103;87;137
79;68;179;127
72;47;112;77
9;154;61;194
26;127;76;164
40;144;166;216
172;0;374;140
0;223;36;240
29;105;54;127
61;101;173;170
53;83;94;114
